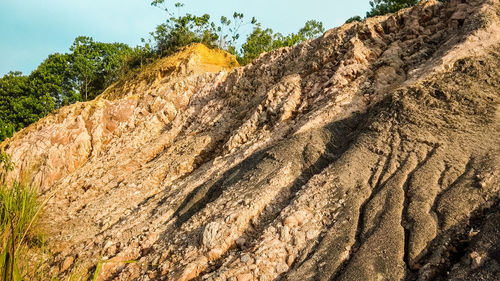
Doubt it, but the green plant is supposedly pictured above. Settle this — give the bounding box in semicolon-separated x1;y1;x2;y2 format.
0;151;47;281
0;152;13;185
345;16;363;24
150;13;219;57
238;20;324;65
0;71;55;142
0;182;40;281
366;0;421;17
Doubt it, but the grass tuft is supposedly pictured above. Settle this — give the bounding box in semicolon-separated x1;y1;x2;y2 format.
0;182;40;281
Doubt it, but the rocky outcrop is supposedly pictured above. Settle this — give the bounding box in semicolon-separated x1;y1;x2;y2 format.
1;44;238;191
2;0;500;280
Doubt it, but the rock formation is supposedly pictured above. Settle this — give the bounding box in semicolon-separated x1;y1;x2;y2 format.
1;0;499;280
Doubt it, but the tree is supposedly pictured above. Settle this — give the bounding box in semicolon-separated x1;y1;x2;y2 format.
238;26;275;65
0;120;15;142
0;72;54;141
149;1;325;65
120;44;156;73
297;20;324;40
150;13;219;57
69;36;99;101
366;0;421;17
29;53;74;107
0;72;28;140
68;36;133;101
238;20;324;65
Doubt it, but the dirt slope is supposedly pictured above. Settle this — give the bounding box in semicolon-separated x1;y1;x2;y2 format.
1;0;500;280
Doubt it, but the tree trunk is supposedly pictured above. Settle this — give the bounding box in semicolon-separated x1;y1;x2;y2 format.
85;79;88;101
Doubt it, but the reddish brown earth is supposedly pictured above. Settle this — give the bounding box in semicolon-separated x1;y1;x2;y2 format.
1;0;500;280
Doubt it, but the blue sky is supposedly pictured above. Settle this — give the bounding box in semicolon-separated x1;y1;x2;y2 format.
0;0;371;76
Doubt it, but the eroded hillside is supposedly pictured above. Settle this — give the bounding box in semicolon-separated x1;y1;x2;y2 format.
1;0;500;280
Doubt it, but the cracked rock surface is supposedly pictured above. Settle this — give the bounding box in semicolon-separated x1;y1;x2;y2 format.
1;0;500;280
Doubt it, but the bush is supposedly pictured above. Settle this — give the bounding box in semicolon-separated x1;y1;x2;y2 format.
238;20;324;65
366;0;421;17
151;13;219;57
345;16;363;24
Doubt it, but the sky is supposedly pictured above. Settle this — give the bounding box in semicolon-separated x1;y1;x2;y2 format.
0;0;371;76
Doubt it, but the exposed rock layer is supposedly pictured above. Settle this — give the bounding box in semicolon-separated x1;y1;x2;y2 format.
1;0;500;280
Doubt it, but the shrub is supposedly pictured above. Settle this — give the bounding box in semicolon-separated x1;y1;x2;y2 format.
238;20;324;65
345;16;363;24
366;0;421;17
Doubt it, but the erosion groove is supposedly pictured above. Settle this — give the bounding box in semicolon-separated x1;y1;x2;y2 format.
1;0;499;280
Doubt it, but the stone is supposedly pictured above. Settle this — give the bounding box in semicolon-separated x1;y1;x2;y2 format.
60;256;74;272
240;254;252;264
236;237;246;248
236;273;253;281
470;251;484;269
207;248;224;260
203;222;222;248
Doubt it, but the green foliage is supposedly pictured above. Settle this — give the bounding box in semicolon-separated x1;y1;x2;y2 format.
0;154;41;281
0;72;54;141
238;26;276;65
150;13;219;57
69;36;134;101
0;182;40;281
296;20;325;40
345;16;363;24
0;151;14;185
119;44;157;76
29;36;134;104
217;12;249;51
238;20;324;65
149;1;254;59
366;0;421;17
0;152;55;281
29;53;73;107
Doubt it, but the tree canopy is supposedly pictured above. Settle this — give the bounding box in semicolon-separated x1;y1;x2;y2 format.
238;20;324;65
0;71;54;140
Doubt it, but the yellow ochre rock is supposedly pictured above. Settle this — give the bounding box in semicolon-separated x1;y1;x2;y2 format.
99;43;239;100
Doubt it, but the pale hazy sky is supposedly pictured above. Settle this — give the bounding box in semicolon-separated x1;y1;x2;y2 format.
0;0;371;76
